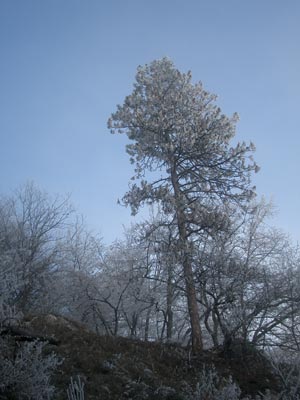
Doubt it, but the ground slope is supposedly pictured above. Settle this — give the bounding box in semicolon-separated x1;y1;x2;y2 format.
11;314;281;399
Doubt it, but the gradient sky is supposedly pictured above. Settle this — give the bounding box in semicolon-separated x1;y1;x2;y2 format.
0;0;299;244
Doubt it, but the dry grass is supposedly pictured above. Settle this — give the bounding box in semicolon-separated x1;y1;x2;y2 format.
17;314;280;399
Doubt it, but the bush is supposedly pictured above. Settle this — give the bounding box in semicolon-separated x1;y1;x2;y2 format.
67;376;85;400
184;365;241;400
267;351;300;400
0;338;61;399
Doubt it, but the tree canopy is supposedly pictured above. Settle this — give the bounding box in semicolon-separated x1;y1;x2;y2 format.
108;58;258;217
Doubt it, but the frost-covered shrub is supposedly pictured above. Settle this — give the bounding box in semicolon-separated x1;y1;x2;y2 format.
0;301;23;328
184;365;241;400
267;351;300;400
154;385;177;398
0;338;61;399
67;376;85;400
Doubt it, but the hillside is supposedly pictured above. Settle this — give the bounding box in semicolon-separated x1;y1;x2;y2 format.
0;314;282;399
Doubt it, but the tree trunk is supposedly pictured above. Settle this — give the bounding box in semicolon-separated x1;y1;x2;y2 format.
144;306;152;341
171;165;203;352
182;252;203;351
166;266;174;340
130;312;138;338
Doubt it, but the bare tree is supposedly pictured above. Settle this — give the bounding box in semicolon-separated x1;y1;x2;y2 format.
194;200;300;350
0;182;72;313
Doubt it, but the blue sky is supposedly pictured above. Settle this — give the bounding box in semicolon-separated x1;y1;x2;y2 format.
0;0;299;244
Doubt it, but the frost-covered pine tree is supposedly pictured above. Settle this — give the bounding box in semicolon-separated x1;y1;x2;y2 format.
108;58;258;351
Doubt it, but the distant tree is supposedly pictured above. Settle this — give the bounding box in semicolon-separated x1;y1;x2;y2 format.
47;219;104;321
195;199;300;350
0;182;72;313
103;238;154;338
135;214;185;341
108;58;258;351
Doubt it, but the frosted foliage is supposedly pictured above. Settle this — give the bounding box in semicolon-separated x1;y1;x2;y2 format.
0;182;72;313
0;253;23;326
0;302;22;327
0;338;60;399
109;59;234;160
184;365;241;400
67;376;85;400
0;250;23;304
108;58;258;216
267;351;300;399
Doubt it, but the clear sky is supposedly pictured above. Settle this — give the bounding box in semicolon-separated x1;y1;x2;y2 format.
0;0;299;244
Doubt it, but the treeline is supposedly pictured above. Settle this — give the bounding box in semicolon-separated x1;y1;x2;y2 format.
1;182;299;355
